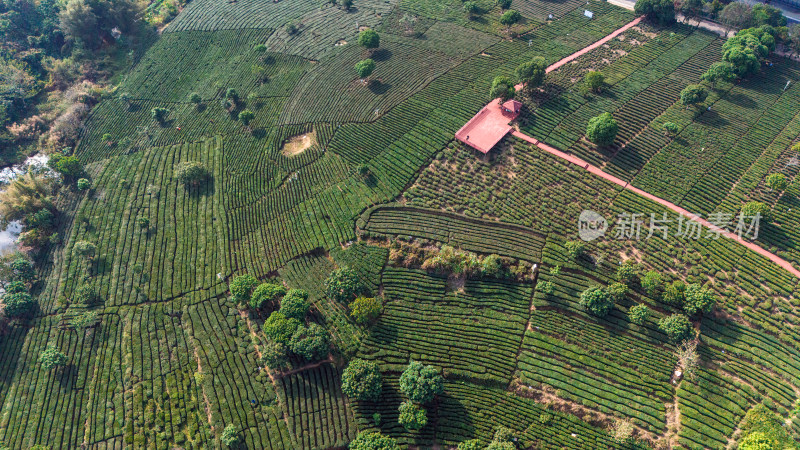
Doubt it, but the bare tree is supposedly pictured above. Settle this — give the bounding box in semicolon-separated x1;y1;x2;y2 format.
676;340;699;381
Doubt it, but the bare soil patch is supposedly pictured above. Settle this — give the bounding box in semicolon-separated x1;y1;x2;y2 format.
281;129;317;156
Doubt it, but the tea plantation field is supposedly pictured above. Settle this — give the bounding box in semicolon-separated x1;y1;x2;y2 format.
3;0;800;448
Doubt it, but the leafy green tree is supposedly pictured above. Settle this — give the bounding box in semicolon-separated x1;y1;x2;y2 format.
250;283;286;310
765;173;788;191
229;274;258;306
662;122;679;137
137;217;150;229
464;1;479;19
398;401;427;431
48;154;85;180
324;268;364;302
605;282;628;302
73;240;97;260
5;281;26;295
616;261;638;285
260;340;289;371
738;432;774;450
499;9;521;32
285;21;298;35
680;84;708;108
658;314;693;342
564;240;585;260
263;312;301;345
225;88;239;102
583;71;604;93
349;431;399;450
741;201;771;221
634;0;675;24
490;76;515;101
580;286;614;317
628;304;651;325
752;4;786;27
458;440;482;450
0;173;55;227
238;109;255;128
349;296;382;324
342;358;383;401
358;29;380;52
683;283;717;316
174;161;210;187
279;289;310;321
640;270;663;298
10;258;35;283
481;254;505;278
355;59;376;80
289;323;329;360
340;0;353;10
515;57;546;92
486;443;515;450
663;280;686;306
493;426;514;442
189;92;202;103
538;280;554;295
39;344;67;371
586;112;618;147
701;62;736;87
497;0;512;10
2;291;35;317
76;178;91;191
399;361;444;404
220;424;240;447
739;404;794;448
151;107;169;123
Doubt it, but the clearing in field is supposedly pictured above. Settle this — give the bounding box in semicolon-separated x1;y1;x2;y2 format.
281;129;317;156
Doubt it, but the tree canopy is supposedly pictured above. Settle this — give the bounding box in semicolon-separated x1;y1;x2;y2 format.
349;296;382;324
765;173;788;191
399;361;444;404
515;57;546;91
358;29;380;50
279;289;310;321
658;314;693;342
634;0;675;24
289;323;329;360
250;282;286;310
683;284;717;316
229;274;258;306
398;401;427;431
263;312;301;345
355;59;376;79
583;71;604;93
489;76;515;101
324;268;364;302
349;431;399;450
586;112;618;147
39;344;68;371
629;304;651;325
499;10;521;31
580;286;614;317
175;161;210;187
701;62;736;87
341;358;383;401
680;84;708;107
741;201;771;221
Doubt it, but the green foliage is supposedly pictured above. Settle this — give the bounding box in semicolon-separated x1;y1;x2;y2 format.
151;107;169;123
490;76;515;101
739;404;795;449
73;240;97;259
289;323;329;360
9;258;35;283
640;270;663;298
355;59;376;79
499;10;521;30
680;84;708;107
5;281;26;295
538;280;554;295
250;282;286;310
220;424;240;447
765;173;788;191
325;268;365;302
76;178;91;191
39;344;68;371
486;443;515;450
349;431;399;450
229;274;259;306
497;0;512;9
70;310;98;329
580;286;614;317
722;29;777;77
399;361;444;404
583;71;604;93
279;289;310;321
564;240;585;260
663;280;686;306
458;439;482;450
225;88;239;101
238;109;255;126
739;432;774;450
493;426;515;442
463;1;479;18
634;0;675;24
741;201;771;221
683;283;717;315
605;282;628;302
515;57;546;90
398;401;427;431
422;245;482;277
701;62;736;86
341;358;383;401
358;29;380;50
48;154;85;180
349;296;382;324
137;217;150;229
662;121;679;136
260;340;289;371
616;261;638;285
658;314;693;342
174;161;210;186
59;0;138;47
628;304;651;325
263;312;301;345
586;112;618;147
189;92;202;103
751;4;786;27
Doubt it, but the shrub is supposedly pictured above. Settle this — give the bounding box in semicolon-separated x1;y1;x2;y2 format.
225;88;239;101
48;154;84;180
580;286;614;317
663;280;686;306
260;340;289;371
481;254;504;278
279;289;310;321
324;268;364;302
342;358;382;401
538;280;554;295
458;439;482;450
73;240;97;259
250;283;286;310
349;431;399;450
683;283;717;316
586;112;618;147
765;173;788;191
640;270;663;298
662;122;679;136
76;178;91;191
398;401;427;431
174;161;210;187
238;109;255;127
659;314;693;342
463;1;479;19
605;282;628;302
229;274;258;306
701;62;736;86
289;323;329;360
497;0;512;9
584;71;604;93
39;344;68;371
349;296;382;324
189;92;201;103
740;403;794;447
629;304;651;325
499;9;521;31
564;240;585;260
151;107;169;123
220;424;239;447
263;312;301;345
486;443;515;450
399;361;444;404
741;201;771;221
616;261;638;284
10;258;35;282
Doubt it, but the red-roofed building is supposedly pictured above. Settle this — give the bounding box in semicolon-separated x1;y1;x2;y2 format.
455;98;522;154
501;99;522;117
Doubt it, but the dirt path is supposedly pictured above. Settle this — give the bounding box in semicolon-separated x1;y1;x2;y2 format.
511;131;800;279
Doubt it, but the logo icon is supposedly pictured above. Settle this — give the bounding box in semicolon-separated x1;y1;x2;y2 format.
578;210;607;241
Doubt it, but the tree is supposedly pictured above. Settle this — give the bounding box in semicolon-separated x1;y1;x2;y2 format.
285;21;298;35
720;3;753;32
663;280;686;306
9;258;35;283
486;443;515;450
289;323;329;360
73;240;97;260
680;84;708;108
279;289;310;321
490;76;515;101
189;92;202;104
340;0;353;11
605;282;628;302
676;340;698;380
634;0;675;25
765;173;788;191
342;358;383;401
658;314;693;342
493;426;514;443
250;283;286;310
616;260;638;284
225;88;239;102
263;312;301;345
680;0;703;26
497;0;512;10
683;283;717;316
76;178;91;191
458;440;482;450
580;286;614;317
398;401;427;431
640;270;663;298
463;1;479;19
349;296;382;324
564;241;585;260
741;201;771;221
260;340;289;371
612;418;634;444
238;109;255;129
151;107;169;124
752;4;786;27
349;431;399;450
355;59;376;81
515;57;546;92
220;424;240;447
358;29;380;53
174;161;210;187
583;71;604;93
60;0;138;48
324;268;364;302
499;10;521;33
662;121;679;137
39;344;67;371
738;432;774;450
399;361;444;404
701;62;736;87
0;173;55;227
2;291;35;317
49;154;85;180
229;274;258;306
586;112;618;147
629;304;651;325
